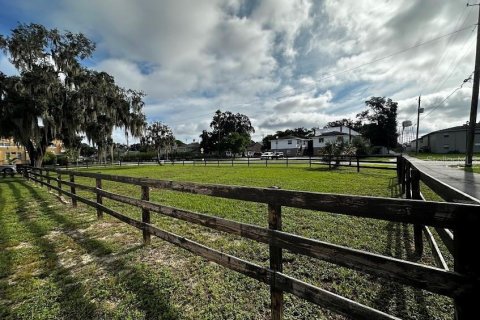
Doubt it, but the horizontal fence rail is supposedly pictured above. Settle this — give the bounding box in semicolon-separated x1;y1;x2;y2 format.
24;163;480;320
40;154;399;172
398;156;480;319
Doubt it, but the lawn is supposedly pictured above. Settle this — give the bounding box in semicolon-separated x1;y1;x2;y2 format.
0;165;453;319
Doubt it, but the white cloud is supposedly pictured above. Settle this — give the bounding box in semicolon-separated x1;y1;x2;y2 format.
2;0;478;143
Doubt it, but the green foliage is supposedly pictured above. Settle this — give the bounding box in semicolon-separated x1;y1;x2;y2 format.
222;132;250;155
201;110;254;155
0;23;146;167
351;136;371;155
42;151;57;165
56;155;68;166
80;143;97;157
357;97;398;150
324;118;361;130
140;122;175;161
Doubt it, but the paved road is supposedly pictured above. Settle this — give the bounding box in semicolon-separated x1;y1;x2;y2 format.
405;156;480;203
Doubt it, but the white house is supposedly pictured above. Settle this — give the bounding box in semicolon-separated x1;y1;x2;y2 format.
270;136;310;156
312;127;361;154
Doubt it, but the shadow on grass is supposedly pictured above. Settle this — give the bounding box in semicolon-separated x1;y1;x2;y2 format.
0;181;14;318
388;177;401;198
7;180;98;319
373;222;430;319
16;179;179;320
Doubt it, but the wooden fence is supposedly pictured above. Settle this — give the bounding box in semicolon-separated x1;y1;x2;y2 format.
24;164;479;320
42;154;398;172
397;157;480;320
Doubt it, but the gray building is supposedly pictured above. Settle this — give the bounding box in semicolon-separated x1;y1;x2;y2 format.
412;124;480;153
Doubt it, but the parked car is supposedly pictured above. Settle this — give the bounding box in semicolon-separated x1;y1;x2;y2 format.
0;164;17;175
260;152;275;159
260;152;283;159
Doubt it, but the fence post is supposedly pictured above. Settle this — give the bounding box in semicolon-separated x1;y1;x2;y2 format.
31;168;36;185
46;170;51;191
328;155;332;170
356;155;360;172
141;185;151;245
69;173;77;208
39;168;43;185
410;169;423;256
96;177;103;219
286;156;288;167
309;156;311;168
265;158;268;167
396;156;401;184
453;215;480;319
57;171;62;196
268;187;283;320
405;162;411;199
248;156;250;167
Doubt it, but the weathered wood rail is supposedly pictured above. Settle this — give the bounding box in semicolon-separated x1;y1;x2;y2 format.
398;156;480;319
24;164;479;320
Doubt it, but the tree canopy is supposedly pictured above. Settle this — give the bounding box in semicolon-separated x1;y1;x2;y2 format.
324;119;361;130
200;110;254;155
141;121;175;161
323;97;398;150
0;23;146;166
357;97;398;150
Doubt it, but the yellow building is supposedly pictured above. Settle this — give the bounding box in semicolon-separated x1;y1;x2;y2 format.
0;138;64;165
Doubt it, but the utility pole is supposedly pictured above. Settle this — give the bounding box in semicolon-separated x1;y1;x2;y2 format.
415;96;421;154
466;2;480;167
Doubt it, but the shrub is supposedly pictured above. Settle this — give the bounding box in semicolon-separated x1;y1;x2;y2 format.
43;151;57;165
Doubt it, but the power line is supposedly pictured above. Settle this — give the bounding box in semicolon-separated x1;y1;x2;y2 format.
313;24;475;83
419;5;472;95
429;26;476;94
420;73;472;120
158;25;476;132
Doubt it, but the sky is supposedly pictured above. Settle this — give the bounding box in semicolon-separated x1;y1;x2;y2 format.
0;0;478;144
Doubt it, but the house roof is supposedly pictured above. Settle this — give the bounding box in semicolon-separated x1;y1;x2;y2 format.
274;135;310;140
313;131;349;137
246;142;262;151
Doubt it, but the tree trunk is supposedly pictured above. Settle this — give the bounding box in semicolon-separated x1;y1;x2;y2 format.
110;144;114;164
25;140;47;168
34;152;44;168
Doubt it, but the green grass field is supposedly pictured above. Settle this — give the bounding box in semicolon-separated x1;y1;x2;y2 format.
0;165;453;319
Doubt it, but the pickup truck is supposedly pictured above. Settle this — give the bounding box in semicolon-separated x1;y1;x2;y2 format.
0;164;17;175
